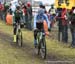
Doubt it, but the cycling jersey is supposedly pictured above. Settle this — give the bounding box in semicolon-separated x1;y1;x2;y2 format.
34;14;49;29
14;10;23;23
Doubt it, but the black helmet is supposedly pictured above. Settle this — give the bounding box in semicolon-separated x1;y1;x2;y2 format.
16;5;20;10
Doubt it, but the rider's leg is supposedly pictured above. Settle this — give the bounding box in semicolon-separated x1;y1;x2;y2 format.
34;30;38;46
13;23;17;42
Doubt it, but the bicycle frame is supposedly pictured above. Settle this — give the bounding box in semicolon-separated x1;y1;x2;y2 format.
16;22;23;47
16;23;21;35
37;31;45;44
36;30;46;59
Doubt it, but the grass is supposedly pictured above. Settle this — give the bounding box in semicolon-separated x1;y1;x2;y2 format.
0;21;75;64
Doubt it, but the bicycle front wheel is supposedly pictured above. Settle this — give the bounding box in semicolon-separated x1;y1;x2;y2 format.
17;31;23;47
40;38;46;59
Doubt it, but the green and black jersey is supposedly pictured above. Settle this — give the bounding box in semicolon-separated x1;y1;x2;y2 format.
14;10;23;21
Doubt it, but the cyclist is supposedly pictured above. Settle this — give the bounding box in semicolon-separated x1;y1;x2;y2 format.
13;5;23;42
33;3;49;47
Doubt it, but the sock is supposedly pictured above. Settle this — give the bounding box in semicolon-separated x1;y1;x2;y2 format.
34;39;37;45
14;35;16;42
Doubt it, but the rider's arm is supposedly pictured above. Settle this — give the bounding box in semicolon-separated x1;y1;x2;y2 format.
20;11;23;19
44;14;50;29
34;15;37;29
13;11;16;23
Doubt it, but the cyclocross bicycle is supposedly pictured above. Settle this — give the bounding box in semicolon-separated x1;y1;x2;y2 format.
14;22;23;47
35;29;47;59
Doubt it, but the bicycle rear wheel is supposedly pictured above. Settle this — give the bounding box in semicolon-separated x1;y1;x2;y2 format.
16;31;23;47
39;38;46;59
34;38;39;55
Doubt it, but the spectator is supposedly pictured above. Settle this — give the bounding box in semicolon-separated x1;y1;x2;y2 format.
0;2;4;20
8;3;13;15
27;2;32;30
56;8;62;41
61;8;68;43
49;5;56;31
22;5;28;26
4;2;9;22
70;7;75;47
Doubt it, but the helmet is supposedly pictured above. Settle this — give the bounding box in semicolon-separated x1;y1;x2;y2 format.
39;1;45;9
27;2;31;7
39;1;43;6
16;5;20;10
38;8;45;15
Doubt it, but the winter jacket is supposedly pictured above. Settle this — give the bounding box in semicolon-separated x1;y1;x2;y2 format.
70;13;75;25
0;4;4;11
61;8;68;26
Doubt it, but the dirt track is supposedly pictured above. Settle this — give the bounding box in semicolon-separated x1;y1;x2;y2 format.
0;30;74;64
